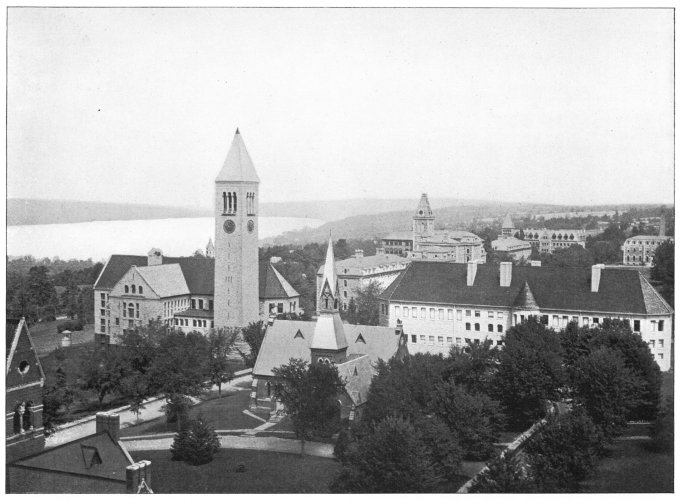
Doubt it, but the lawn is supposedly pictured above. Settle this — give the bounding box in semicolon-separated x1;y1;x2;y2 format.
129;449;341;493
30;319;94;357
120;389;269;437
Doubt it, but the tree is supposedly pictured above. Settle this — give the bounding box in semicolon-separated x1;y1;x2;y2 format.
351;281;383;326
271;358;345;455
651;240;674;305
239;320;266;368
26;266;58;320
77;346;125;409
650;395;673;453
444;340;499;395
571;347;645;438
207;329;237;396
494;318;565;429
60;270;80;319
171;415;221;466
469;454;535;493
330;416;441;493
413;414;463;483
429;380;505;460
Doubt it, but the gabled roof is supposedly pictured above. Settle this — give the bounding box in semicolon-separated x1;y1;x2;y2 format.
253;319;403;377
94;255;148;290
317;253;410;277
6;318;45;388
259;261;300;299
638;273;674;315
216;130;260;183
380;261;673;315
414;193;433;218
492;237;532;252
337;355;374;406
134;264;190;298
382;231;414;241
11;431;133;482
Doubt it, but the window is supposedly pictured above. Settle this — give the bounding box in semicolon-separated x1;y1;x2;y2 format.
448;309;454;320
139;286;143;294
456;338;462;346
465;338;471;344
474;310;481;318
191;299;196;309
583;317;590;326
412;307;417;317
465;310;471;317
487;324;494;332
124;285;129;293
497;312;504;320
209;300;214;310
430;308;435;320
540;315;548;325
411;335;417;343
344;280;347;287
457;310;462;321
552;315;559;327
136;303;140;319
497;324;503;333
131;285;136;294
100;318;105;333
497;340;504;346
428;336;435;345
474;323;480;331
277;303;284;313
100;308;105;316
633;320;640;332
438;336;444;346
659;320;665;331
115;318;119;326
649;340;655;348
562;316;568;327
658;353;664;360
465;322;471;331
101;293;105;301
447;337;453;344
199;299;204;309
488;311;494;318
592;317;600;324
343;291;347;298
123;303;127;318
659;339;664;348
420;335;426;343
395;306;400;317
193;320;197;327
438;309;444;320
100;299;106;308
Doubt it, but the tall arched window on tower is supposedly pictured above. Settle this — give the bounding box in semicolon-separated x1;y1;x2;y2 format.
13;404;22;434
222;192;227;213
233;192;237;213
227;192;232;214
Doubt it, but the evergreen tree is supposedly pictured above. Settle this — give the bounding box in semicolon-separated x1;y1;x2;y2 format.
171;415;221;466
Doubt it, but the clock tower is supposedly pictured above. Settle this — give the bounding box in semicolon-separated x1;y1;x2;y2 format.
214;129;260;329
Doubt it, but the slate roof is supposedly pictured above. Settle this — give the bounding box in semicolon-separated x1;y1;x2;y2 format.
216;130;260;183
513;281;539;310
253;319;403;378
6;317;45;388
382;231;414;241
11;431;133;482
310;313;349;351
492;237;532;252
337;355;374;406
94;255;148;290
135;264;190;298
259;261;300;299
380;261;673;315
317;253;410;277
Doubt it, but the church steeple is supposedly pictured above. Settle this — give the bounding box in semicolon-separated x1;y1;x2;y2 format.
216;129;260;183
318;237;339;312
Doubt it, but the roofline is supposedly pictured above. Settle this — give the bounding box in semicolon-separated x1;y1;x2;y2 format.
118;266;159;300
6;318;23;373
6;318;46;382
7;462;128;484
639;272;675;314
92;255;111;289
215;179;260;185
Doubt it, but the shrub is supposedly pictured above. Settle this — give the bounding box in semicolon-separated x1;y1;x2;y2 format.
469;453;535;493
650;395;673;453
170;416;221;466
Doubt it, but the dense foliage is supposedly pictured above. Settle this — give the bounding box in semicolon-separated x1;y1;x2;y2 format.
171;415;221;466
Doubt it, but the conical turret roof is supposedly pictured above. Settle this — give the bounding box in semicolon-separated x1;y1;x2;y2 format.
414;193;433;218
319;237;338;300
502;213;515;229
216;129;260;183
513;280;539;310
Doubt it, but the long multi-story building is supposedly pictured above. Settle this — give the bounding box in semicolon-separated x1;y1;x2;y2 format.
378;260;673;371
523;228;587;254
622;219;673;266
382;194;486;263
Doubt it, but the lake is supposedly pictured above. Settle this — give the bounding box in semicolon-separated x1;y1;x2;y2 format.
7;216;325;261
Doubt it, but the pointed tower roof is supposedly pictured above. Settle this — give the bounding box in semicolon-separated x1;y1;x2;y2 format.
414;193;434;218
320;237;338;299
206;238;214;251
502;213;515;229
216;129;260;183
513;280;539;310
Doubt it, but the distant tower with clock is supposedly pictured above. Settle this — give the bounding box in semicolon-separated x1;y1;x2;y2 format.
214;129;260;329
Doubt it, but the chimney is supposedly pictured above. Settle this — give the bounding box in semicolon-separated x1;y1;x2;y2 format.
354;249;364;258
376;247;386;255
591;264;605;293
467;260;478;286
147;248;163;266
96;412;120;441
126;460;153;493
500;262;512;287
660;216;666;237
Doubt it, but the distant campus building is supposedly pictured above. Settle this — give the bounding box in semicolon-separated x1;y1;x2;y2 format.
622;217;673;266
6;319;151;493
316;248;409;313
491;214;532;261
251;239;408;421
382;194;486;263
93;131;300;343
379;260;673;371
523;227;587;254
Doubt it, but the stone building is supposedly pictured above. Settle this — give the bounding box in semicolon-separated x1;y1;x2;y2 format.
250;239;408;422
622;235;674;266
316;248;409;313
382;194;486;263
378;260;673;371
260;259;302;316
491;214;532;261
523;227;587;254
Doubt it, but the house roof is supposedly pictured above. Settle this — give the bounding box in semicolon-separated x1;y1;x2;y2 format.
94;255;148;290
337;355;374;406
135;264;190;298
317;253;410;277
492;237;532;252
11;431;133;482
382;231;414;241
513;281;539;310
259;261;299;299
253;319;402;377
216;130;260;183
624;235;673;243
380;261;673;316
6;317;45;388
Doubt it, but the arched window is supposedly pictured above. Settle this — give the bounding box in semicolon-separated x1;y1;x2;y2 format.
139;286;143;294
227;192;232;213
233;192;237;213
131;285;136;294
13;405;22;434
222;192;227;213
124;285;129;294
23;402;32;431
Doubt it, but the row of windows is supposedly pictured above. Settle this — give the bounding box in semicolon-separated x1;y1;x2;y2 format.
268;301;297;314
123;302;140;319
648;339;666;349
124;284;143;294
100;293;108;309
465;323;504;333
164;298;190;318
390;305;505;322
410;334;504;347
12;402;34;435
172;318;213;328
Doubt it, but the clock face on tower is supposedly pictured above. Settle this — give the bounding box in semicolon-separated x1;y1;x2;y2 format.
223;219;235;234
247;220;255;232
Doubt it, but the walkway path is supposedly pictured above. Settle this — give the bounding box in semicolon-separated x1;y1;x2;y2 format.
124;435;335;459
46;373;253;448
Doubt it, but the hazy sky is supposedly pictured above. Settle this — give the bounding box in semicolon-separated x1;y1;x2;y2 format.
7;8;674;209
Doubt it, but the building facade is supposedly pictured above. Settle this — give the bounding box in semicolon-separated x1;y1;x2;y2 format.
491;214;533;261
523;228;587;254
379;260;673;371
382;194;486;263
260;259;302;316
622;235;674;266
316;248;409;313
